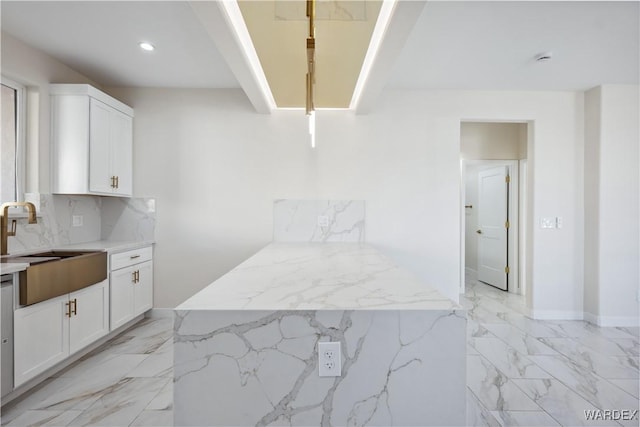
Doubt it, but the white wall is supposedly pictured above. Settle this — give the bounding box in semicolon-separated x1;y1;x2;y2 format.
583;87;601;319
460;122;526;160
105;88;317;307
1;32;98;193
108;88;584;314
584;85;639;326
599;85;639;324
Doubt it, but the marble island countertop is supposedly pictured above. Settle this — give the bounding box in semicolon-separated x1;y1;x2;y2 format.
178;242;458;311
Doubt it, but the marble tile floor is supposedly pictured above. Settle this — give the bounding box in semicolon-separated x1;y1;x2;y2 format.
1;317;174;427
1;281;638;427
464;279;639;427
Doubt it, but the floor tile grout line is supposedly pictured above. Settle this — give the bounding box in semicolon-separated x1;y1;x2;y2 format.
473;321;566;362
468;352;546;413
538;336;640;379
466;385;501;423
466;281;640;425
528;349;640;406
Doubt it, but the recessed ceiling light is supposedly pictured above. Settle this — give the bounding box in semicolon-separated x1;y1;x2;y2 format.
139;42;155;52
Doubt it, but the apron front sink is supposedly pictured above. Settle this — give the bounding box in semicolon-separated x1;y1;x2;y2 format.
19;251;107;306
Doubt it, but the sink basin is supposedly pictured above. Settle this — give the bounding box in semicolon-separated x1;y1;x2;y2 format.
1;256;61;265
18;251;107;306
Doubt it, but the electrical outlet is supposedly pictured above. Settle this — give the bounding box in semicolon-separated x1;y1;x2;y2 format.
556;216;563;229
317;215;329;227
72;215;83;227
318;341;341;377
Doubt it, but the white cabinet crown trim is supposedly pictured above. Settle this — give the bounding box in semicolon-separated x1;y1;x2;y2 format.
49;84;133;116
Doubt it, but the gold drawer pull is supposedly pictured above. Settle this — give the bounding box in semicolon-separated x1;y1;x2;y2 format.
65;301;71;317
71;298;77;316
130;255;140;260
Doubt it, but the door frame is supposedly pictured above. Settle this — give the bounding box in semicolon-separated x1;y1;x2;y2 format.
461;159;521;294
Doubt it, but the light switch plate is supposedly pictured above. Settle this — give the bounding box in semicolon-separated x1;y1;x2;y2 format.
540;217;555;229
556;217;563;229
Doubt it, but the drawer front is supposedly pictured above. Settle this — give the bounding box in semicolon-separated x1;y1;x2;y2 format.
110;246;152;271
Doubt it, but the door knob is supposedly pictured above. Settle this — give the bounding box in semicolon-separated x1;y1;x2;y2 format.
476;229;482;234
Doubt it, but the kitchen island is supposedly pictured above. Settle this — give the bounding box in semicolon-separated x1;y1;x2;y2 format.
174;243;466;426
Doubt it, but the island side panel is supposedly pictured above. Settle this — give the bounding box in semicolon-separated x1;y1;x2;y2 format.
174;309;466;426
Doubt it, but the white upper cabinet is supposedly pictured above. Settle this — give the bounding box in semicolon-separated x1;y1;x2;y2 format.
51;84;133;197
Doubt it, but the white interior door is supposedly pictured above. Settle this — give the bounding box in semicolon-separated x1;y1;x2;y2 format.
477;166;509;290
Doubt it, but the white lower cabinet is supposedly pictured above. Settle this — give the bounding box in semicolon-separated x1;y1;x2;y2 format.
133;261;153;315
14;280;108;387
110;247;153;330
69;281;109;355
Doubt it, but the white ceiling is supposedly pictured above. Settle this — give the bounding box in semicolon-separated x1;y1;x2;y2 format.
388;1;639;90
1;1;638;94
1;1;239;88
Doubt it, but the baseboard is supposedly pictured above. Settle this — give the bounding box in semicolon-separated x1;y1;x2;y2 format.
526;308;584;321
584;312;639;327
146;308;173;319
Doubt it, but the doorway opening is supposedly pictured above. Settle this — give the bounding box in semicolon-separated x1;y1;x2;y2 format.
460;122;528;296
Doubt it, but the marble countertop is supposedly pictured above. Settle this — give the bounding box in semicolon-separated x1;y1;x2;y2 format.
54;240;154;253
0;240;154;274
178;243;458;311
0;261;30;275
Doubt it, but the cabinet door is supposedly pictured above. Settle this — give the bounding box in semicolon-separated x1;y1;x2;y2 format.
110;109;133;196
89;98;114;194
133;261;153;316
110;266;136;330
69;280;109;355
14;295;69;387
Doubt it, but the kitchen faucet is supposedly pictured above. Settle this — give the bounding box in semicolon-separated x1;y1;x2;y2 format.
0;202;37;256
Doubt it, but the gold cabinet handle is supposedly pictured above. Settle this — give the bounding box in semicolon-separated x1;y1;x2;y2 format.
136;270;140;283
71;298;77;316
65;301;71;317
132;271;137;284
476;229;482;234
110;176;116;188
115;176;119;189
130;255;140;260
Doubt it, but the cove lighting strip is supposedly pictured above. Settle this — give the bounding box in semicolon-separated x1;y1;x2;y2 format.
349;0;397;110
220;0;277;110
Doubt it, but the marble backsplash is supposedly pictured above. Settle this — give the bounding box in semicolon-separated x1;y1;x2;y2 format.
273;200;365;242
6;194;155;255
101;197;156;242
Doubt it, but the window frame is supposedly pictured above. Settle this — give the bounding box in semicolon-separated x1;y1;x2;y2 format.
1;76;27;205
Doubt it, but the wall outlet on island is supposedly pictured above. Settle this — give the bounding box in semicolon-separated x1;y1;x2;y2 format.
318;341;341;377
